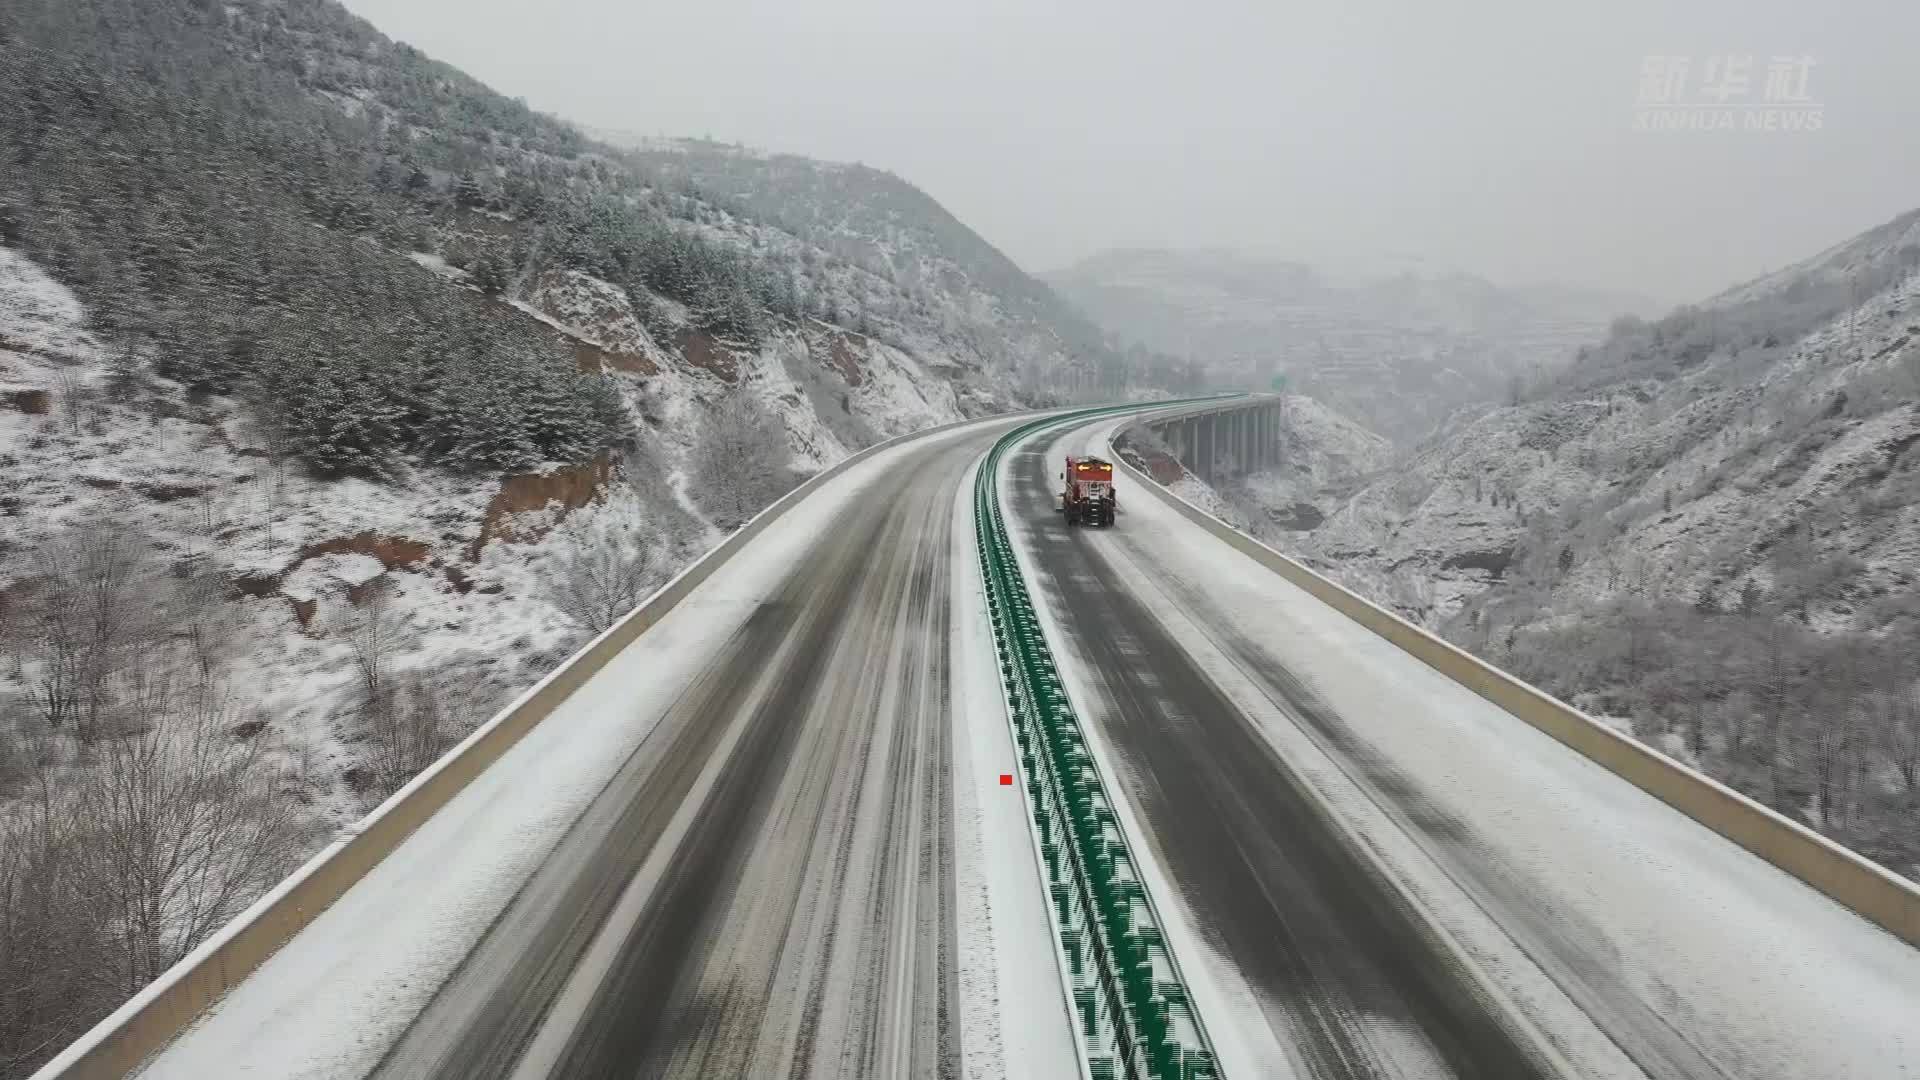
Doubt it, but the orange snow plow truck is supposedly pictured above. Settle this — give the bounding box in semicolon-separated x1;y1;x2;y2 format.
1060;455;1117;527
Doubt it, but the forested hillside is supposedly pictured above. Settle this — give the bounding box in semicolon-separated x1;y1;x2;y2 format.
1210;210;1920;878
0;0;1164;481
598;135;1191;398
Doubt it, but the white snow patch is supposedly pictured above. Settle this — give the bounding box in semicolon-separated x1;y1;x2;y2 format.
948;456;1082;1080
405;251;462;282
280;553;387;603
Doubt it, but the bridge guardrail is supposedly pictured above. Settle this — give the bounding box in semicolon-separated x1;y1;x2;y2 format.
1112;409;1920;952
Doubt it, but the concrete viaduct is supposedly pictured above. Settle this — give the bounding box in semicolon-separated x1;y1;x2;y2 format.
1123;395;1287;486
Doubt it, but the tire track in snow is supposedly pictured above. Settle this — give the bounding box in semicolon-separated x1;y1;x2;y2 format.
1107;539;1733;1080
1007;437;1550;1080
382;430;985;1080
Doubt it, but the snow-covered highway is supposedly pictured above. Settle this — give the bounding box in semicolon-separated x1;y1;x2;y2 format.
380;421;977;1079
95;403;1920;1080
128;414;1077;1080
1016;413;1920;1080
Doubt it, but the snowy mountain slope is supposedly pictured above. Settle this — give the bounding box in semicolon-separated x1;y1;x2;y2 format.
1217;207;1920;876
0;0;1057;836
0;248;666;819
1301;212;1920;631
592;135;1198;401
1712;208;1920;309
0;0;1152;493
0;3;1189;1068
0;0;1103;776
1047;248;1659;442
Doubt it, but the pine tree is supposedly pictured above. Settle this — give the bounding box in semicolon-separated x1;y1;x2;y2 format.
470;249;509;295
454;173;486;209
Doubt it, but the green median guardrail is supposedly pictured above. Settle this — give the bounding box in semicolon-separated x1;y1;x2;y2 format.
975;403;1224;1080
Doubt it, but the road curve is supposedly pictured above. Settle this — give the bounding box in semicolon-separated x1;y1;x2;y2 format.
371;423;1010;1080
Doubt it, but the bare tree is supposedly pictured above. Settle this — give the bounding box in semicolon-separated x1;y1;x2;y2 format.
50;367;86;436
343;583;447;800
1875;679;1920;795
544;513;655;637
0;767;115;1077
691;387;800;529
167;572;239;698
1809;644;1862;829
70;671;302;992
361;673;449;801
240;394;293;548
19;523;155;738
347;580;398;722
1759;613;1797;810
176;489;226;577
2;664;299;1072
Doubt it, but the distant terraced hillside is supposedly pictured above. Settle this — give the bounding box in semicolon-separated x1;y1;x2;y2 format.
1047;248;1658;441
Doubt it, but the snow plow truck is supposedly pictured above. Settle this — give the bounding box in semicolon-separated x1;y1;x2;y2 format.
1060;455;1117;527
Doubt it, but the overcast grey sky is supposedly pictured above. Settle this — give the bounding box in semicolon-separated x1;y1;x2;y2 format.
342;0;1918;304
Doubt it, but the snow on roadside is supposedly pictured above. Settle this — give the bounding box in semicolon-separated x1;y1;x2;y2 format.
947;455;1082;1080
1080;492;1637;1078
7;232;1044;1076
1167;476;1244;527
1087;417;1920;1080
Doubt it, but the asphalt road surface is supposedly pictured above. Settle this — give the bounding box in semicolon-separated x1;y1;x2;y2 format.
373;423;1010;1080
135;407;1915;1080
1006;432;1558;1080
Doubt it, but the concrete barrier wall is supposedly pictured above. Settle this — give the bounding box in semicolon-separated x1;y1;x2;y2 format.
1113;411;1920;952
36;410;1030;1080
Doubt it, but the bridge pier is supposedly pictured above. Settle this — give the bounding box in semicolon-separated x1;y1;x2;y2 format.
1135;399;1285;489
